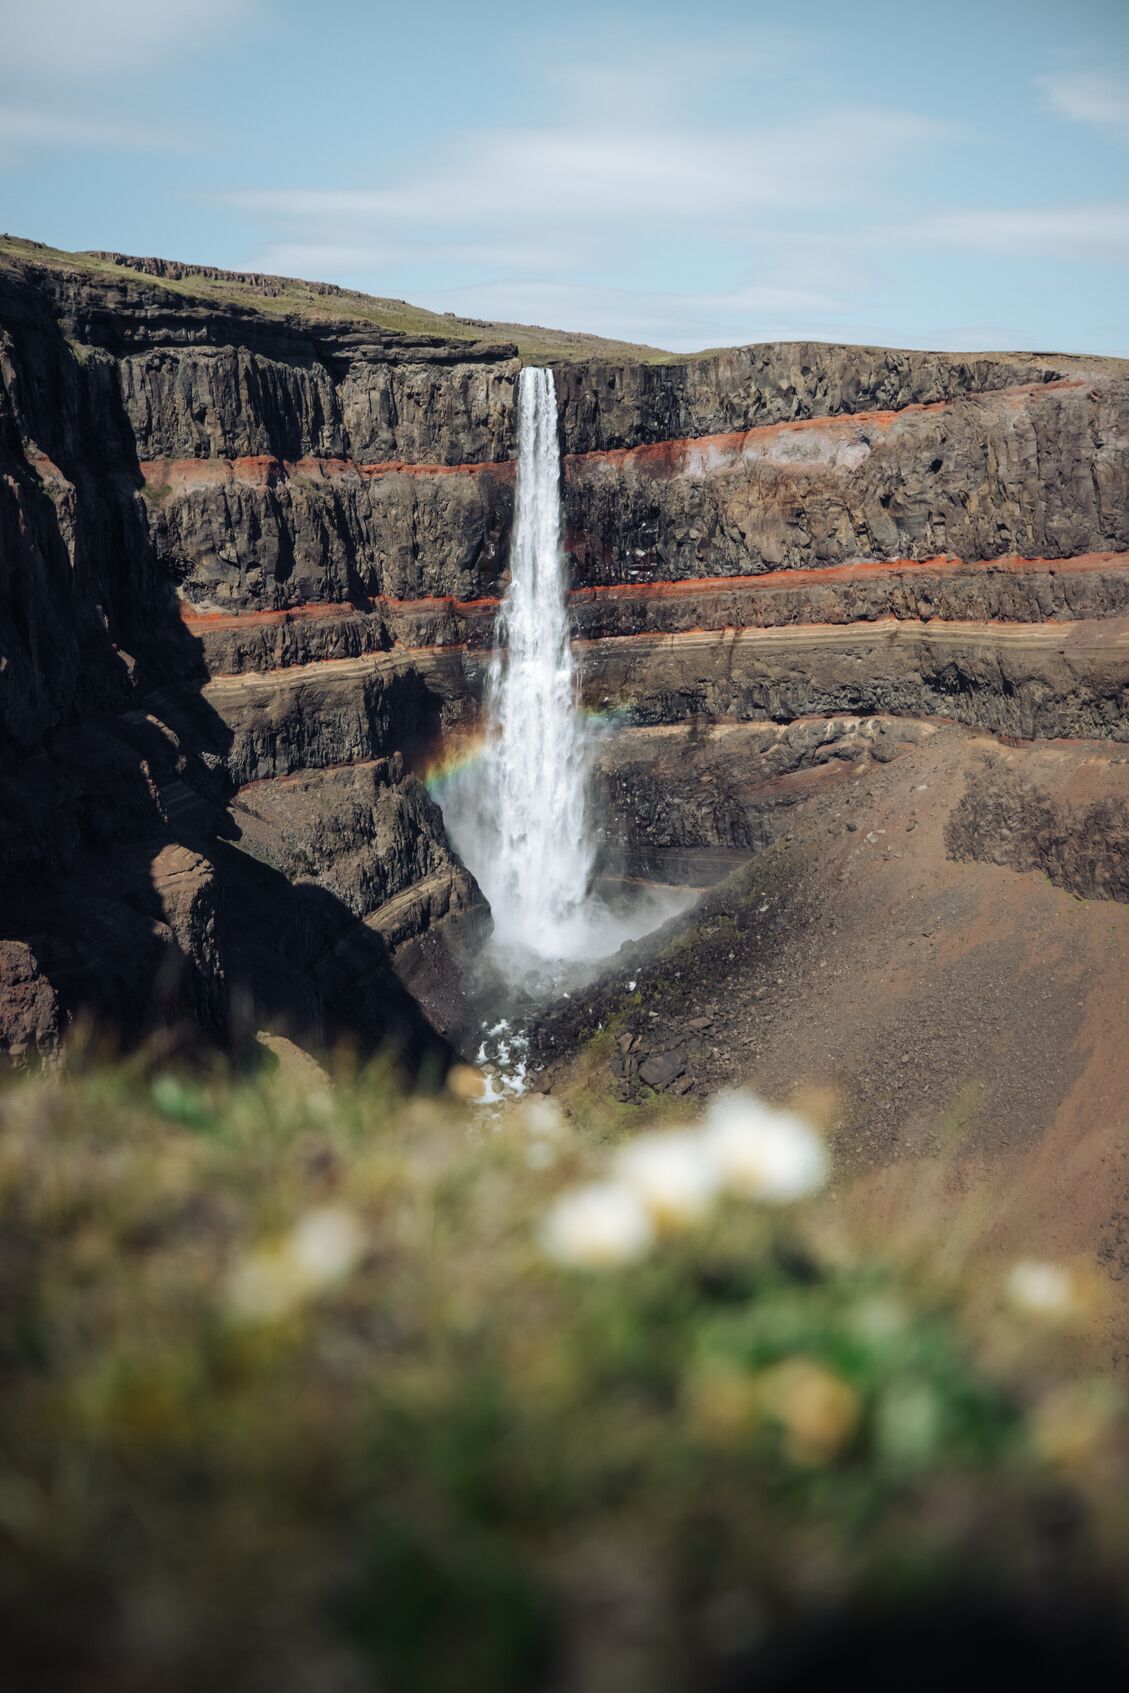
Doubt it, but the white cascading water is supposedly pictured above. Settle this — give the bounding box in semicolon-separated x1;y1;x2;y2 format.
441;364;597;976
441;365;690;1017
479;365;595;959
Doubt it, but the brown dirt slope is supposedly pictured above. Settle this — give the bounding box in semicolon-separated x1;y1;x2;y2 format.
536;719;1129;1359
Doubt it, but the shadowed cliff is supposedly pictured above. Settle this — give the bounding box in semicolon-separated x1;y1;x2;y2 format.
0;253;462;1070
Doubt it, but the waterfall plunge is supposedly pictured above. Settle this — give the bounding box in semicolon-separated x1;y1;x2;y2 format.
449;366;595;965
442;366;688;986
485;367;595;956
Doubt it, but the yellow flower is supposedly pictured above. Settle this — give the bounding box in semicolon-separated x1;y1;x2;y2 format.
757;1358;859;1464
1030;1383;1118;1469
519;1096;565;1139
447;1063;488;1104
520;1096;568;1167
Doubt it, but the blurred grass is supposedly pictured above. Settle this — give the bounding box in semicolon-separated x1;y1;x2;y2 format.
0;1058;1126;1691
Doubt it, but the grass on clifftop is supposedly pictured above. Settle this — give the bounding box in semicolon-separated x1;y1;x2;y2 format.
0;233;677;365
2;1055;1127;1691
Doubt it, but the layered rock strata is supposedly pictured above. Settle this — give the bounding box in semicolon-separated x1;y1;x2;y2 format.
2;239;1128;1060
128;375;1129;617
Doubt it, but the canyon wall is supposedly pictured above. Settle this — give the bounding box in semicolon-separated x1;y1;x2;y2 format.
0;251;498;1061
2;243;1127;1059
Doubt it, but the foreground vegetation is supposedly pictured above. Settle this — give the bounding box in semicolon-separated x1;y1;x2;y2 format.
1;1058;1127;1691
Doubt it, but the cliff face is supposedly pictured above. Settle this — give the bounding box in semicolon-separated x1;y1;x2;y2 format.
2;241;1128;1061
0;252;497;1062
563;380;1128;580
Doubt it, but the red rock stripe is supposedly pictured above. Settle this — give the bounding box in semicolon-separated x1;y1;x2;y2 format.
142;377;1093;492
140;454;514;489
180;593;499;633
563;379;1091;474
567;551;1129;600
179;551;1129;633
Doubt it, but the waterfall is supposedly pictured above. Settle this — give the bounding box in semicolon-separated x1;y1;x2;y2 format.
476;365;595;960
439;364;690;996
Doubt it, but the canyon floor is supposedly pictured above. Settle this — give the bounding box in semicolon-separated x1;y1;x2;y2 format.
404;718;1129;1363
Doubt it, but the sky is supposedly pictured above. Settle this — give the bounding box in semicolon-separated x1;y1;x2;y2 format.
0;0;1127;355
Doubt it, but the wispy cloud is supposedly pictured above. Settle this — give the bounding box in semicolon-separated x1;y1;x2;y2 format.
401;277;855;355
1038;71;1129;144
0;105;158;154
910;202;1129;263
543;26;829;122
253;239;573;281
227;108;948;231
7;8;1115;353
0;0;254;163
888;323;1033;354
0;0;253;79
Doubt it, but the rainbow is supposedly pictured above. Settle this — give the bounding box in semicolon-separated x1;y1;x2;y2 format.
421;726;490;794
422;704;640;796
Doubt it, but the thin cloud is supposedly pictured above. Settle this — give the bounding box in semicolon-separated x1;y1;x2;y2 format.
0;0;252;79
1038;71;1129;144
223;98;947;351
226;108;949;230
920;327;1030;352
699;284;843;317
0;105;157;153
254;239;572;279
911;203;1129;263
404;278;854;355
546;26;828;120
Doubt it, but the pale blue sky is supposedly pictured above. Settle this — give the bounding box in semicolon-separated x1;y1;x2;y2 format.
1;0;1126;353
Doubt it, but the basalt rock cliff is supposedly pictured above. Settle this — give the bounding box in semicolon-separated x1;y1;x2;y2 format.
2;238;1128;1064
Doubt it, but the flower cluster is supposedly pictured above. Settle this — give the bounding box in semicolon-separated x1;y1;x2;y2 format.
540;1091;828;1269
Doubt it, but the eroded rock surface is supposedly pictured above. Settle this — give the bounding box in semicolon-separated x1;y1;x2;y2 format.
2;239;1128;1063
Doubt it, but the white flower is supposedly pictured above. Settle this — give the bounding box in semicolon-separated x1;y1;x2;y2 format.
1006;1259;1077;1320
613;1129;721;1232
704;1092;828;1204
288;1205;366;1287
540;1181;654;1268
519;1096;565;1140
226;1250;298;1323
226;1205;366;1322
